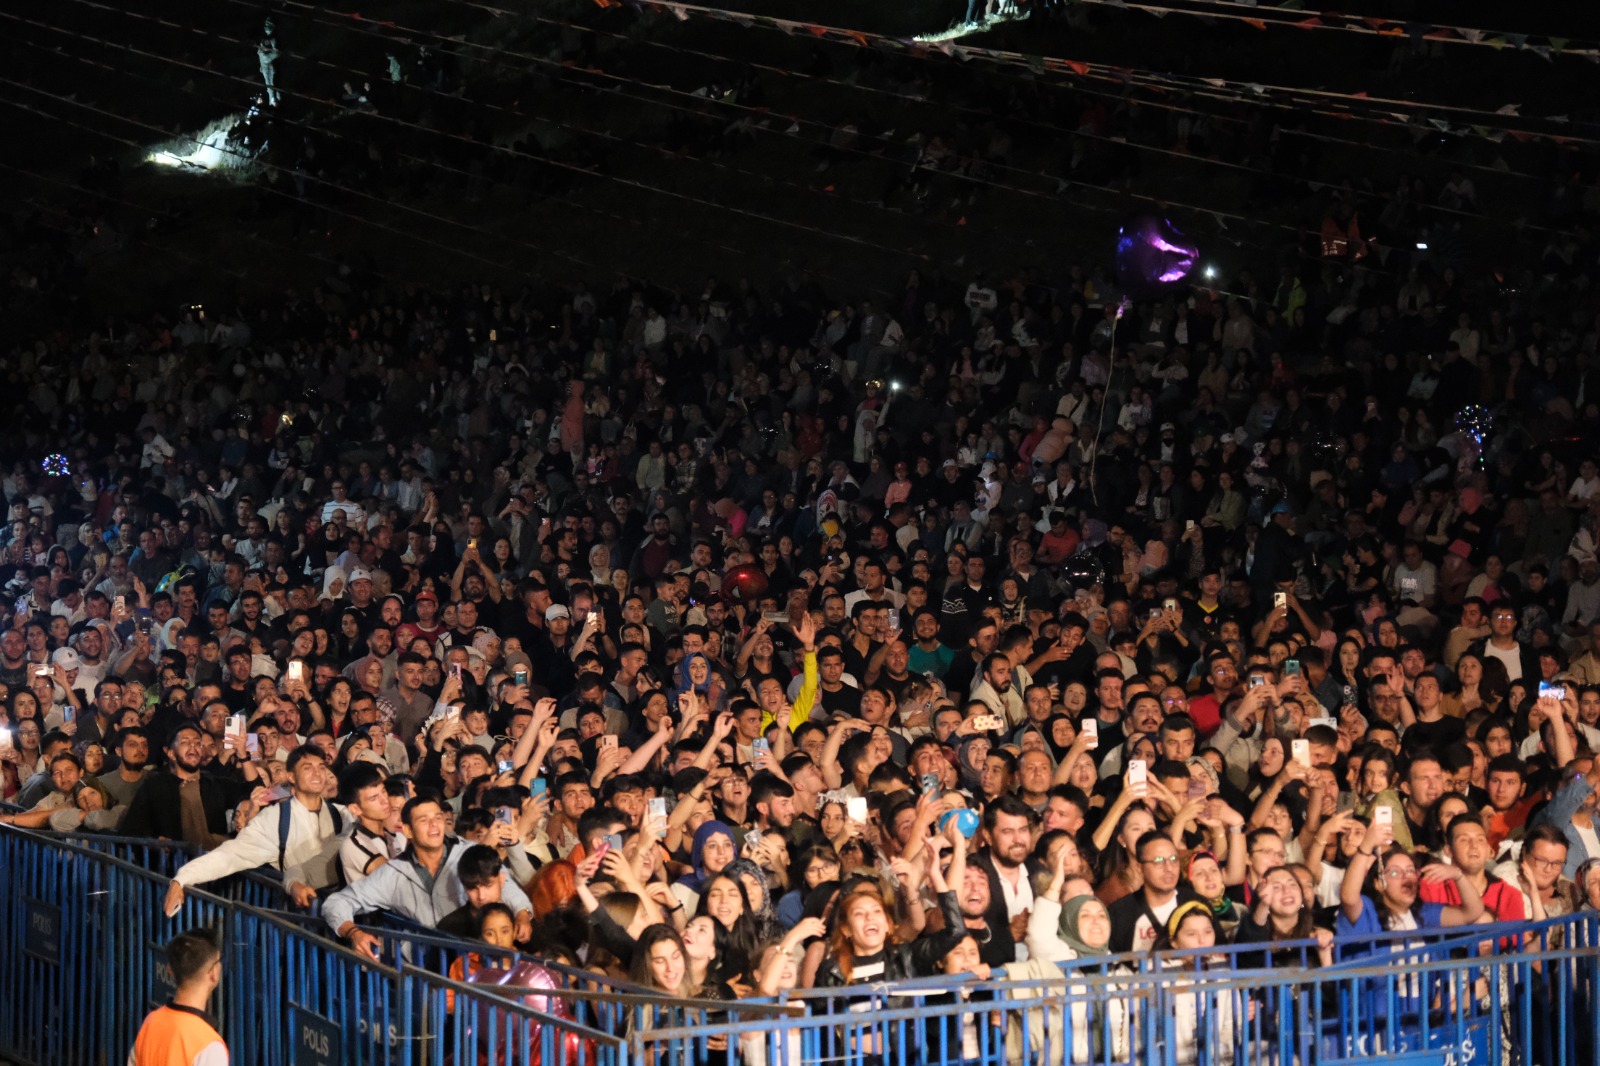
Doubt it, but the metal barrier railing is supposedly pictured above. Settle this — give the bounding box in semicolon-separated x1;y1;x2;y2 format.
59;828;313;914
0;826;231;1066
644;967;1168;1066
0;827;614;1066
361;914;666;1035
60;830;199;876
400;962;632;1066
5;820;1598;1066
228;904;407;1066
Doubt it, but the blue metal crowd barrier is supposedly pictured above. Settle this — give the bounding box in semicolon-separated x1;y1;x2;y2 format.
363;914;660;1032
401;962;630;1066
5;820;1600;1066
644;967;1167;1066
60;830;199;876
228;904;407;1066
0;826;232;1066
0;829;434;1065
60;828;313;913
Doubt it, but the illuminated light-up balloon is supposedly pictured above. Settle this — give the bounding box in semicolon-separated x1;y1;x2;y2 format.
1454;405;1492;443
721;564;770;604
1061;552;1106;590
1309;431;1344;468
1114;215;1199;299
41;454;70;477
1452;404;1495;467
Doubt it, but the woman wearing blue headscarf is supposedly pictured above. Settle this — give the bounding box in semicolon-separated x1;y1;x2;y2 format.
672;820;736;917
671;653;728;715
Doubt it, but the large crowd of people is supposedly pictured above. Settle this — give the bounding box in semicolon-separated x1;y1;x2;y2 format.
3;233;1600;1060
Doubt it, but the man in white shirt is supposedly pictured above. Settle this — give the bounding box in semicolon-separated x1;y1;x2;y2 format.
162;748;345;916
319;480;367;529
1563;555;1600;636
140;426;175;473
841;558;905;613
964;275;998;324
1476;602;1532;683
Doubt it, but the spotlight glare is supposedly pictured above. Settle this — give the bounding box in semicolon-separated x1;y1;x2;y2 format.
144;117;244;172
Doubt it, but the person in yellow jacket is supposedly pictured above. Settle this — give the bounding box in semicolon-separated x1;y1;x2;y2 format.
765;613;822;735
128;928;228;1066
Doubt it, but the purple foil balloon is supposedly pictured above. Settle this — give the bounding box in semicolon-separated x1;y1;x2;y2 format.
464;960;568;1017
1115;215;1198;298
461;961;599;1065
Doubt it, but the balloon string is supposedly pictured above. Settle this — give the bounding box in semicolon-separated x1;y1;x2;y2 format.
1087;299;1129;513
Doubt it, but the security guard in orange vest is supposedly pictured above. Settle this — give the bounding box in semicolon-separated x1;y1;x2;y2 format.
128;928;228;1066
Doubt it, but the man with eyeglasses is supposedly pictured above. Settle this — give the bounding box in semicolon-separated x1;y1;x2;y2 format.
1108;830;1195;953
1185;650;1239;739
320;481;366;529
1470;603;1538;684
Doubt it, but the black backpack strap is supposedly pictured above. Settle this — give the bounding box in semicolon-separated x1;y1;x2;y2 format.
277;800;291;870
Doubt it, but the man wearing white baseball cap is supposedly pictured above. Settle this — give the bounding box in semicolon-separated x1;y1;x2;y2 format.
40;646;89;730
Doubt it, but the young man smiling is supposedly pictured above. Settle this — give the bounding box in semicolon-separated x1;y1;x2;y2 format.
323;793;534;958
